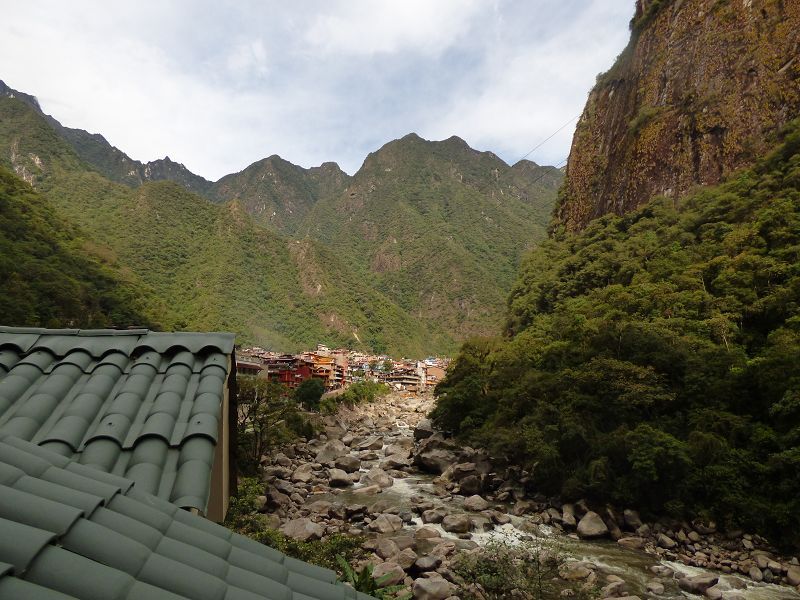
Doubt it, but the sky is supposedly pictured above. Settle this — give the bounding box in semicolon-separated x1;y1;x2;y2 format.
0;1;632;180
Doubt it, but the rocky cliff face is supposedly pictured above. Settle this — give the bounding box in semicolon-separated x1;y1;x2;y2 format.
556;0;800;231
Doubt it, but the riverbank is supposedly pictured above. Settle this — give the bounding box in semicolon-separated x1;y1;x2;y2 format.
253;392;800;599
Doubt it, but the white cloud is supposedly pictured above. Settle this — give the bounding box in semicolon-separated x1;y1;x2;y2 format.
0;0;633;179
302;0;485;57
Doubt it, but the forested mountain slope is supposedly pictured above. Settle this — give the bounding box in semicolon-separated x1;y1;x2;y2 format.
301;133;563;338
433;121;800;547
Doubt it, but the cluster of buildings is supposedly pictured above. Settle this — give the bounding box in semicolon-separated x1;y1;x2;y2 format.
235;344;449;394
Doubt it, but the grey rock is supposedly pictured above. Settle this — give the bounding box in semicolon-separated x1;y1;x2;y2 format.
677;573;718;595
412;576;452;600
623;509;642;530
657;533;678;549
415;448;457;474
369;513;404;534
463;495;490;512
280;518;323;542
458;475;481;496
291;463;314;483
414;419;435;441
327;468;353;487
372;562;405;587
361;466;393;488
441;514;472;534
376;538;400;560
577;511;609;539
314;439;349;463
414;555;443;572
334;455;361;472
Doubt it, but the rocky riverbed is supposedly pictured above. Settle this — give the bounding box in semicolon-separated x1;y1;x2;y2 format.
254;392;800;599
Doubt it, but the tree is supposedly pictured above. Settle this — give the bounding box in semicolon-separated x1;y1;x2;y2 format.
237;377;295;473
294;378;325;411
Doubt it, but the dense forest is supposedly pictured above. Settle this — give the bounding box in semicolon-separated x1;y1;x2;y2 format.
432;120;800;548
0;166;156;328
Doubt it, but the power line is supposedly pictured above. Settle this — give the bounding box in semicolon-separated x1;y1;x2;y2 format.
513;114;580;165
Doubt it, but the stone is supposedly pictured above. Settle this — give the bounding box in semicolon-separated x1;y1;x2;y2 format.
280;518;323;542
577;511;609;539
414;419;435;441
441;514;472;534
561;504;577;528
787;565;800;586
314;439;348;463
327;468;352;487
645;581;664;594
358;436;385;451
458;475;482;496
415;526;441;539
677;573;718;595
561;564;592;581
267;487;290;507
369;513;404;534
421;508;447;524
412;576;452;600
463;495;490;512
353;484;381;496
291;463;314;483
306;500;332;515
705;585;724;600
657;533;678;549
414;555;442;572
362;466;393;488
376;538;401;560
372;562;405;587
415;448;457;474
334;455;361;472
396;547;418;570
617;537;646;550
601;580;627;597
623;509;642;530
381;454;412;469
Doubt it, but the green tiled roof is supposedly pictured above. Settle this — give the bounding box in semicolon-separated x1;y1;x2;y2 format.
0;433;375;600
0;327;235;514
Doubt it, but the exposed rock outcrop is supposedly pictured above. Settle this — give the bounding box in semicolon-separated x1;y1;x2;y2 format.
557;0;800;231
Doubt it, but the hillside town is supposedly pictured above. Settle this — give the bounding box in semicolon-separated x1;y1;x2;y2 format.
235;344;450;394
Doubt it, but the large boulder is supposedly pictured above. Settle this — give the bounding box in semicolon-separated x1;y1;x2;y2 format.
368;513;404;534
441;514;472;534
412;576;453;600
280;518;323;542
357;436;385;451
381;454;411;470
413;419;435;441
291;463;314;483
458;475;482;496
463;495;490;512
414;448;457;474
334;455;361;472
577;511;609;539
361;466;393;488
372;562;405;587
327;468;353;487
314;439;348;463
678;574;719;595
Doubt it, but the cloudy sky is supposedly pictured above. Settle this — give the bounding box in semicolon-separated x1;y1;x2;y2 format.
0;1;632;179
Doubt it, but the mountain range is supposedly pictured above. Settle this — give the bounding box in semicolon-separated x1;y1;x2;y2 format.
0;79;562;355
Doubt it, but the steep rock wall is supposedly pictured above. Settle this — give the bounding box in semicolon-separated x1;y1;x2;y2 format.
556;0;800;231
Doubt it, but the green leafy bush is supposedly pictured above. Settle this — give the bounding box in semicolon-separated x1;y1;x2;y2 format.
226;478;364;572
433;121;800;549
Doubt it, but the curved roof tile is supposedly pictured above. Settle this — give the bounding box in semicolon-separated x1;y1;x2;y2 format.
0;328;234;514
